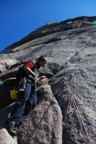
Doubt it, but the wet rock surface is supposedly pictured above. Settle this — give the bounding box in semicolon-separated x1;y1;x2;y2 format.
0;16;96;143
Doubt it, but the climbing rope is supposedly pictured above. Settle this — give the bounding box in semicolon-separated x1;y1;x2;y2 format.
64;77;93;144
63;28;96;143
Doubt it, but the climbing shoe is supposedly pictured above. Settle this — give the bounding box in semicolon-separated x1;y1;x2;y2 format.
7;121;18;136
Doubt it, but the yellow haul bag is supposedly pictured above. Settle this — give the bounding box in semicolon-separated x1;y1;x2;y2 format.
10;89;19;100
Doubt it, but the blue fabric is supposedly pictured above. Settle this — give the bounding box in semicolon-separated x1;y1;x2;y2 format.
9;78;37;125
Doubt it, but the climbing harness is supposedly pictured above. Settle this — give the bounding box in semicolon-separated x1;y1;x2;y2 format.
64;77;92;144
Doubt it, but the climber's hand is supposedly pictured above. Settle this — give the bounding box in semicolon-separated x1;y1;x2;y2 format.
37;76;46;81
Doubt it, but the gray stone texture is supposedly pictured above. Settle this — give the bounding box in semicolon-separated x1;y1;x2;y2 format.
0;16;96;144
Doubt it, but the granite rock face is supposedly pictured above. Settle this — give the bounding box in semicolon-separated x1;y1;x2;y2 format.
18;79;62;144
0;16;96;144
0;128;17;144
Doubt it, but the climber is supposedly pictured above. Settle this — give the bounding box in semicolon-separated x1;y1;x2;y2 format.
6;56;47;136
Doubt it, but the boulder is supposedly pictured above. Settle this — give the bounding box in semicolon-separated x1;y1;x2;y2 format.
0;128;17;144
0;59;19;73
18;78;62;144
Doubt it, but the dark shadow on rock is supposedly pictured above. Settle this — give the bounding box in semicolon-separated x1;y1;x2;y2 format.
0;78;17;108
44;37;62;44
0;68;17;81
0;103;16;128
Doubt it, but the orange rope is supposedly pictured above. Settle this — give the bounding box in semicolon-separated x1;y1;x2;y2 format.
66;81;90;144
70;96;88;144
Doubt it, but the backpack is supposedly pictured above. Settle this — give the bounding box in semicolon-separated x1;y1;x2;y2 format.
16;66;27;80
16;61;39;81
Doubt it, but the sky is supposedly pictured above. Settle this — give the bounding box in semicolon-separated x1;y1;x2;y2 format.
0;0;96;52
